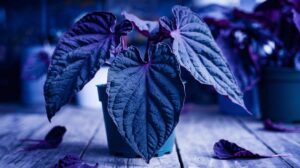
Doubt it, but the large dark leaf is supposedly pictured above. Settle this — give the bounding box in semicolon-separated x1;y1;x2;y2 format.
159;5;246;110
122;11;159;37
107;43;185;162
44;12;132;120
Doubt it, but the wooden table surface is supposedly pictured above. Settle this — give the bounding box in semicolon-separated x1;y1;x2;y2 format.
0;104;299;168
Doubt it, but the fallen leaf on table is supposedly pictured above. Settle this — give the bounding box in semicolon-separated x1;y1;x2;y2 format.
21;125;66;151
52;155;98;168
264;119;300;132
213;139;288;159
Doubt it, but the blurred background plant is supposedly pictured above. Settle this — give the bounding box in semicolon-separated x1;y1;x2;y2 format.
198;0;300;91
197;0;300;121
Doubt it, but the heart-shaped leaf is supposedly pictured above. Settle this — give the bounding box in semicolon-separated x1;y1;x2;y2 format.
122;11;159;37
107;43;185;162
159;6;246;110
44;12;132;120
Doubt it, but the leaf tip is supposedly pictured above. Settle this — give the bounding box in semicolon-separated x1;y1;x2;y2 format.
239;100;252;115
144;157;151;164
245;108;253;115
46;111;53;122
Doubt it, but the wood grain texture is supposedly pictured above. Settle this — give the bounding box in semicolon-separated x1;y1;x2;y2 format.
0;104;299;168
239;117;300;167
176;104;289;168
0;105;50;160
0;106;100;168
82;110;181;168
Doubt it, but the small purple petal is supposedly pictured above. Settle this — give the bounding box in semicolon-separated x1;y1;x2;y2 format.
52;155;98;168
264;119;300;132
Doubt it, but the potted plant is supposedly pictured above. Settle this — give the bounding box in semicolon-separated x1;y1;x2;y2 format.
43;5;245;163
254;0;300;122
202;0;300;122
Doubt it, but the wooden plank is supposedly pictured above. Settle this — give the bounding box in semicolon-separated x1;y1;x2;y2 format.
0;107;47;159
176;105;289;168
82;110;181;168
239;117;300;167
0;106;100;168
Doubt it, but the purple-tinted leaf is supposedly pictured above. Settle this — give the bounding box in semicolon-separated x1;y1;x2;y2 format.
233;9;266;25
107;43;185;162
254;0;300;58
289;0;300;11
122;11;159;37
293;10;300;33
159;5;246;111
203;17;231;29
44;12;132;120
214;139;285;159
22;126;66;151
52;155;98;168
203;1;300;73
264;119;300;132
254;0;284;12
214;139;262;159
22;50;50;80
196;4;232;20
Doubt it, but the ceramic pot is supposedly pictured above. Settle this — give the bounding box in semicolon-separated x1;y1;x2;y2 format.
259;68;300;122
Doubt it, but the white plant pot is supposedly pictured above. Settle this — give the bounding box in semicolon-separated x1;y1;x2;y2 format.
77;67;109;109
